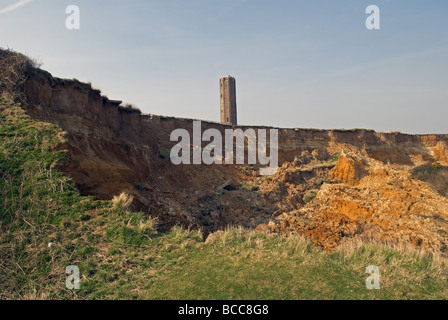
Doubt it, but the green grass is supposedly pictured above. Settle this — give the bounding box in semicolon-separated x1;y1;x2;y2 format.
239;181;259;192
158;147;171;159
1;97;448;300
0;99;156;299
143;228;448;300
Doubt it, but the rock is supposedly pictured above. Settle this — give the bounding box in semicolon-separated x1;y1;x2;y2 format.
312;149;329;160
219;179;239;191
138;197;151;207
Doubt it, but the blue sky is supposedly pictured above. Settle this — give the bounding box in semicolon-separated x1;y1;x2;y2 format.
0;0;447;133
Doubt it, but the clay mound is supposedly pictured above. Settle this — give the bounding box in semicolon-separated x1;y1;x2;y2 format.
330;152;368;185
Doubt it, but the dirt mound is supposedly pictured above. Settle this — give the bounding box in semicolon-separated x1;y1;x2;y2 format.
329;152;368;185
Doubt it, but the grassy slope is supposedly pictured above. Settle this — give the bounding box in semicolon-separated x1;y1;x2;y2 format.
1;98;448;300
411;163;448;198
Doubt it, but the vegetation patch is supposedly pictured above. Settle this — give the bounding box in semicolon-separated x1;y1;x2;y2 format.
303;189;318;203
411;163;448;198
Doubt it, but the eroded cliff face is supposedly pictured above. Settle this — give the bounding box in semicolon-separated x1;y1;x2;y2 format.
21;68;448;252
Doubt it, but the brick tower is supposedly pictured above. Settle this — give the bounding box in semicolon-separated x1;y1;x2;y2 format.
220;75;237;125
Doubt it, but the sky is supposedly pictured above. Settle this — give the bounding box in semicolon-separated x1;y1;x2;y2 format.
0;0;447;133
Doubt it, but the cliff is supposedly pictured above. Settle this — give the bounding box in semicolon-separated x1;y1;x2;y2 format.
17;66;448;252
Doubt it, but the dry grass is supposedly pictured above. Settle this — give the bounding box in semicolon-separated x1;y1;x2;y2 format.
0;48;39;101
111;192;134;213
119;104;142;114
144;227;448;299
411;163;448;197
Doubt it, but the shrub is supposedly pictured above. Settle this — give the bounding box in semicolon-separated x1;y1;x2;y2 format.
239;182;259;191
119;104;142;114
111;192;134;213
331;151;342;163
0;48;40;101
